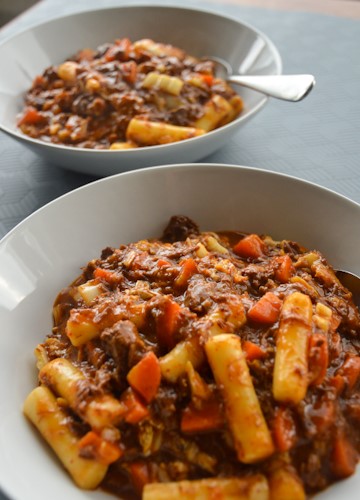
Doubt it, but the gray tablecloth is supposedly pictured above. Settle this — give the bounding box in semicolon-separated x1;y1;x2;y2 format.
0;1;359;496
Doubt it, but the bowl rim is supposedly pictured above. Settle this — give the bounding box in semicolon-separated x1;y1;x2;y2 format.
1;162;359;247
0;3;282;155
1;164;360;500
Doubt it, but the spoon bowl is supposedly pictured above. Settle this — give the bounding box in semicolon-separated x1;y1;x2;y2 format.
208;56;315;102
336;270;360;308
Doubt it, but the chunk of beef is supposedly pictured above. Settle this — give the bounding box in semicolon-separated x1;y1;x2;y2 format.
184;276;216;314
100;320;147;381
161;215;200;243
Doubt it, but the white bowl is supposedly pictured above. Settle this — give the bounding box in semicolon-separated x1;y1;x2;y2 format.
0;163;359;500
0;5;281;176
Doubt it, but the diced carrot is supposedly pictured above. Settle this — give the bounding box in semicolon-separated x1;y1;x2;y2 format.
181;399;224;434
127;352;161;403
330;312;341;333
155;299;182;349
33;75;46;88
105;38;131;61
157;259;171;267
78;430;98;449
78;431;123;465
233;234;265;259
174;258;198;288
120;388;150;424
94;267;118;284
274;255;294;283
308;333;328;386
272;407;297;452
201;74;214;86
338;355;360;391
247;292;282;324
329;374;345;395
331;433;358;478
105;46;118;61
242;340;267;361
129;462;151;494
17;107;45;126
121;60;137;84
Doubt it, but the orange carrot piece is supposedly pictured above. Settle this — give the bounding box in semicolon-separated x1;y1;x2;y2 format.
274;255;294;283
105;38;131;61
233;234;265;259
157;259;171;267
308;333;329;386
122;60;137;84
174;258;198;288
330;312;341;333
155;299;182;349
242;340;267;361
129;462;151;494
78;431;123;465
121;388;150;424
93;267;118;284
329;374;345;395
181;400;224;434
247;292;282;324
18;107;45;126
105;48;116;61
331;433;358;478
338;356;360;391
272;407;297;452
201;74;214;86
33;75;46;87
127;352;161;403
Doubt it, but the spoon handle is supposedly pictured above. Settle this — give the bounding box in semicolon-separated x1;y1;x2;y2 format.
227;74;315;102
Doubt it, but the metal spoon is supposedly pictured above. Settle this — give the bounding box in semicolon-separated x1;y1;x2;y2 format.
207;56;315;102
336;270;360;308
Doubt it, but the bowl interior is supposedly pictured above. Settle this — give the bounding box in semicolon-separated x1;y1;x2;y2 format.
0;5;281;133
0;164;359;500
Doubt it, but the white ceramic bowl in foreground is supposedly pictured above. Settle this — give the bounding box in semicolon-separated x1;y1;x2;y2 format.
0;5;281;176
0;164;359;500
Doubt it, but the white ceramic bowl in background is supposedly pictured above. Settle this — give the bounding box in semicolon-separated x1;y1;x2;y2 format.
0;5;281;176
0;163;359;500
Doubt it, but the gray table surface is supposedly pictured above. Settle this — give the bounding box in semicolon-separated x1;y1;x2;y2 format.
0;0;359;498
